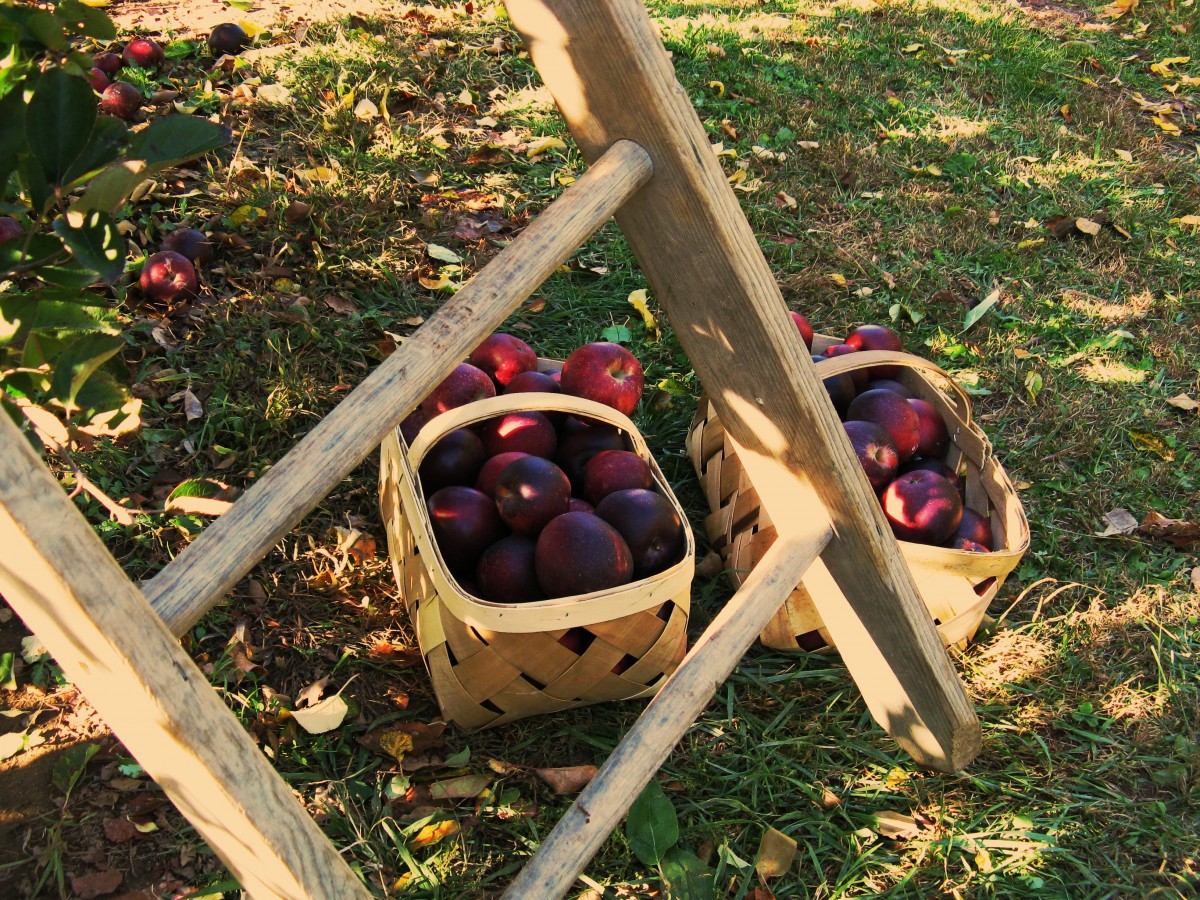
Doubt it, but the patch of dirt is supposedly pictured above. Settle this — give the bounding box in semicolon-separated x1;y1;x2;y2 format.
108;0;399;40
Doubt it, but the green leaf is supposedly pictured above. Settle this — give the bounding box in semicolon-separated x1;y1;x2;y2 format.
0;89;24;180
128;114;231;168
26;69;96;186
30;299;118;335
943;152;979;176
659;848;715;900
19;151;54;216
426;243;461;264
56;0;117;41
71;159;150;216
36;264;99;290
49;332;123;408
24;10;69;51
73;369;129;417
0;652;16;691
626;780;679;866
601;324;632;344
167;478;228;501
52;210;125;283
0;42;30;102
63;115;129;187
51;741;100;796
962;284;1001;332
0;234;63;277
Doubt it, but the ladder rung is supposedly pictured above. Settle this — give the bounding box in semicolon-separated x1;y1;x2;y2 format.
501;523;834;900
143;139;653;637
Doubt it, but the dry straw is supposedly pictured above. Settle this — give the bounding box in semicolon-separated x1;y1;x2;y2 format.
686;336;1029;653
381;388;694;730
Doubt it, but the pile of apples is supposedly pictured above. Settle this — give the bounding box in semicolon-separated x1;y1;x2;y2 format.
404;335;687;604
791;313;994;552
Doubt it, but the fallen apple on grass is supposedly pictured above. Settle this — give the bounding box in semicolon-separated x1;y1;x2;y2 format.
122;38;164;69
161;227;214;267
98;82;143;120
139;250;198;302
208;23;251;56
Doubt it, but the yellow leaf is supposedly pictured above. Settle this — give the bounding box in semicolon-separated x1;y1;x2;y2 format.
418;273;454;291
709;80;725;97
902;43;923;53
1017;238;1045;249
1129;428;1174;460
925;164;942;176
526;136;567;157
238;20;263;39
1023;218;1041;229
353;98;379;120
411;818;459;848
133;820;159;833
1169;214;1200;227
827;273;848;286
1154;115;1182;134
296;166;338;185
289;694;350;734
627;289;661;341
1013;348;1033;358
797;140;820;149
229;205;268;226
755;827;798;879
379;731;414;763
1075;217;1102;236
1114;149;1133;162
1101;0;1137;18
726;168;746;184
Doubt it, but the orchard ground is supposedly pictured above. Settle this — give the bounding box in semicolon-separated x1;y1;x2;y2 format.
1;0;1198;897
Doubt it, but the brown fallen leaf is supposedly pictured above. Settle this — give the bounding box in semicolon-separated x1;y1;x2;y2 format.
1166;393;1199;412
1190;567;1200;593
71;869;124;899
323;296;359;315
748;888;777;900
1075;217;1102;236
103;818;140;843
1045;215;1076;240
284;199;312;224
368;643;423;667
696;551;724;579
1139;511;1200;546
411;818;459;847
1097;508;1139;537
533;764;598;794
755;827;797;880
871;810;922;840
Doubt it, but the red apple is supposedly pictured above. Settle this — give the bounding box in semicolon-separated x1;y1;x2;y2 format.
844;323;903;377
208;22;250;56
583;450;652;505
534;512;634;598
98;81;142;120
554;420;627;490
909;398;949;459
560;342;644;416
952;538;989;553
846;389;920;462
479;410;557;458
426;485;506;576
0;217;23;246
419;428;487;494
881;469;963;545
822;343;868;391
494;456;571;535
87;67;109;93
504;370;561;395
470;333;538;388
476;535;544;602
474;451;531;498
92;52;123;76
594;488;686;579
557;628;592;653
421;363;496;417
813;354;855;417
952;507;993;550
161;227;214;267
122;38;164;69
567;497;594;514
866;378;914;399
139;250;197;302
400;406;430;444
899;457;962;490
843;420;899;492
790;311;814;349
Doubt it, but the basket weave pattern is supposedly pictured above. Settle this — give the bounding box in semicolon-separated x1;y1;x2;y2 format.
686;339;1029;654
380;391;693;730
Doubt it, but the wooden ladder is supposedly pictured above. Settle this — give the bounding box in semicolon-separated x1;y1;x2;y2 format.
0;2;980;897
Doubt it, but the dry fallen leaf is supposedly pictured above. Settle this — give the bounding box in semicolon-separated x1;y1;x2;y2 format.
526;136;567;157
429;774;493;800
411;818;460;847
1075;217;1102;236
696;551;724;579
290;693;350;734
1166;393;1199;411
533;764;598;794
71;870;124;900
871;810;922;840
1139;511;1200;546
1191;567;1200;593
627;289;661;341
1101;0;1138;19
323;296;359;315
1097;508;1140;537
755;827;798;880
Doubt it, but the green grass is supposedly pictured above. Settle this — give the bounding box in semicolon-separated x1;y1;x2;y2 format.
5;0;1199;896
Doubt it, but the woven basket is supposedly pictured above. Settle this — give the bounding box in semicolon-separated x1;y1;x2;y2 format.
380;383;694;730
686;335;1029;653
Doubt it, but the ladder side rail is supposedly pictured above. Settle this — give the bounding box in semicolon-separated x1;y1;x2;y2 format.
506;0;980;772
144;139;653;637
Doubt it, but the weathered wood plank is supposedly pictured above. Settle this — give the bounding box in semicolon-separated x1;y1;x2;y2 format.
500;528;831;899
143;139;653;637
0;414;370;900
506;0;980;773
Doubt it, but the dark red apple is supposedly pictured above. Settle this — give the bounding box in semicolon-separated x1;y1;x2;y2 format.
161;227;214;267
139;250;197;302
843;420;899;492
844;323;903;376
899;457;962;490
419;427;487;494
0;217;23;246
504;370;561;395
557;628;592;653
92;51;123;76
87;67;109;93
534;512;634;598
951;538;989;553
470;333;538;388
421;363;496;417
846;389;920;462
867;378;914;398
208;22;250;56
479;410;557;458
583;450;652;505
400;406;430;444
560;342;644;416
813;354;855;416
594;488;685;579
476;536;544;602
122;38;164;69
554;421;627;490
98;82;142;120
909;398;949;459
952;507;993;550
494;456;571;535
790;311;814;349
426;485;506;575
568;497;594;514
822;343;868;391
474;451;531;498
881;469;963;545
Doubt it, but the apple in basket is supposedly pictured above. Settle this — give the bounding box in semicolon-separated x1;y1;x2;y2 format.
842;420;899;493
534;512;634;598
846;389;920;463
881;469;963;545
470;333;538;389
421;363;495;417
560;342;644;416
594;488;686;579
494;456;572;535
582;450;652;505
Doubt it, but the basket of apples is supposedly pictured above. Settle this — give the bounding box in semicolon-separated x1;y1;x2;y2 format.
686;317;1029;654
380;335;694;730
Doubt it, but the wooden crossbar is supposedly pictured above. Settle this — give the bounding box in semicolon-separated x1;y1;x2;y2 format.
503;527;832;898
144;139;652;637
